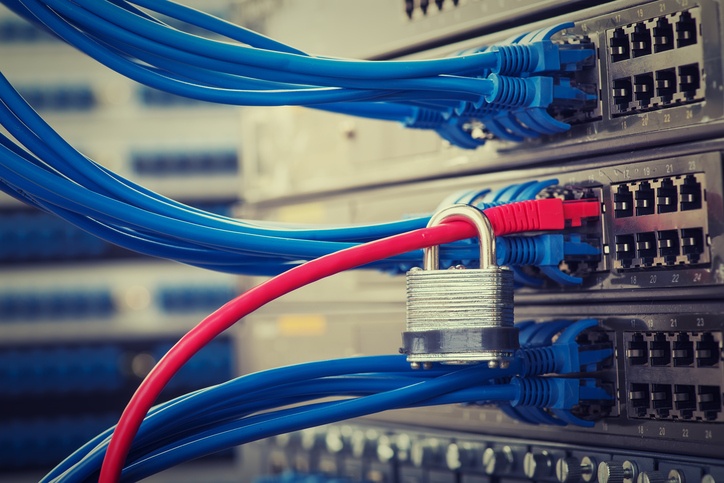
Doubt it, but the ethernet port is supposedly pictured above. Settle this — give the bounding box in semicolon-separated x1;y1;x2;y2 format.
634;73;655;106
635;181;655;215
615;234;636;268
697;386;722;419
696;333;721;367
676;11;698;48
673;333;694;366
627;333;648;365
614;185;634;218
636;232;657;266
649;333;671;366
630;23;652;57
656;69;677;103
629;383;650;416
680;174;703;211
612;78;633;111
651;384;673;417
681;228;705;263
609;27;630;62
657;230;680;264
653;17;674;53
674;385;697;419
679;64;701;100
657;179;678;213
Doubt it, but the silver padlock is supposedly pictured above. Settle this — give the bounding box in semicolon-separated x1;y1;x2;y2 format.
402;204;518;367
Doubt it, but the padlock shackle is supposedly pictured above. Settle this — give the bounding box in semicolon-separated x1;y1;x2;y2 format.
424;204;496;270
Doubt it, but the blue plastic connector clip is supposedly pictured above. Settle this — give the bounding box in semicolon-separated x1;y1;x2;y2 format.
493;23;595;75
520;318;612;376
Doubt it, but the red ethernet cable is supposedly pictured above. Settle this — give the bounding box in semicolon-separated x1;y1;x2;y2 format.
99;198;599;482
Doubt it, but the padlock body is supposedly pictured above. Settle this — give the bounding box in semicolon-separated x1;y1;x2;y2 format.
403;266;518;364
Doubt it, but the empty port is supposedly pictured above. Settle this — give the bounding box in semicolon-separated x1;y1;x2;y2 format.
657;179;678;213
615;234;636;267
655;69;677;102
614;185;634;218
674;385;697;417
678;64;701;100
651;384;673;417
657;230;680;263
612;78;633;111
680;228;705;263
697;386;722;418
673;334;694;366
610;27;630;62
633;73;655;106
680;174;703;211
636;232;657;265
652;17;674;53
630;23;652;57
649;333;671;366
627;333;648;365
696;333;721;367
629;383;650;416
676;11;698;48
635;181;655;216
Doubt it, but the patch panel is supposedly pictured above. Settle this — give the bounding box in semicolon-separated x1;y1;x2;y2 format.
606;6;704;116
611;172;709;270
130;150;240;177
246;423;724;483
157;284;239;314
0;288;114;323
16;84;96;112
0;336;235;472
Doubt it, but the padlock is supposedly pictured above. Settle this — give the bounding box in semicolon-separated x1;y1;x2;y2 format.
402;204;518;367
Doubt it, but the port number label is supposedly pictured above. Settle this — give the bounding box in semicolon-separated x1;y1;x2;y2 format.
630;275;637;285
688;160;697;170
694;273;702;283
637;8;645;17
622;120;628;130
705;430;713;439
643;166;651;176
686;109;693;119
670;318;678;328
659;427;666;437
660;3;666;12
613;14;621;23
650;275;657;284
683;429;689;438
666;163;674;174
672;274;680;283
641;115;649;127
697;317;705;327
664;113;671;123
638;425;644;435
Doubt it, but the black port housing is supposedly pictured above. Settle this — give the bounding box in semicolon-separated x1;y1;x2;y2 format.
629;383;650;416
656;69;677;102
636;232;657;265
674;384;697;416
673;333;694;366
676;11;698;48
698;386;722;417
657;230;680;263
681;228;705;263
649;333;671;366
612;78;633;110
653;17;674;53
631;23;652;57
610;27;630;62
615;234;636;267
635;181;655;215
627;333;648;365
634;73;655;106
614;185;634;217
657;179;678;213
679;64;701;100
680;174;703;211
696;333;721;366
651;383;673;417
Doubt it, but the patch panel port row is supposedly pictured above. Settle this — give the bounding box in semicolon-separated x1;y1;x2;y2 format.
608;7;700;64
612;174;705;219
627;382;723;421
624;332;722;368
